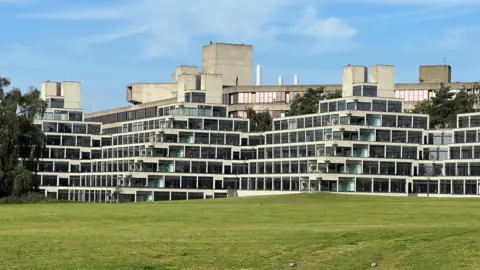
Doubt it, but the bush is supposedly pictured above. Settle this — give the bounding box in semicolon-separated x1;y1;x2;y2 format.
0;193;56;204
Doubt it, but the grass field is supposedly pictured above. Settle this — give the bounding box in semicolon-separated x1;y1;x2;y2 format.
1;194;480;270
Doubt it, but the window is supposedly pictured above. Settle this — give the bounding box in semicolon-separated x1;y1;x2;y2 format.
319;103;328;113
382;115;396;127
68;111;83;121
191;92;206;103
213;106;226;117
363;85;377;97
458;116;469;128
398;116;411;128
328;102;337;112
50;98;64;108
353;86;362;96
356;102;371;111
372;100;386;112
454;131;465;143
412;117;427;129
470;116;480;127
387;101;402;112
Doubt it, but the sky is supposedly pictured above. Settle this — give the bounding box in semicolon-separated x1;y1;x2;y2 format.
1;0;480;112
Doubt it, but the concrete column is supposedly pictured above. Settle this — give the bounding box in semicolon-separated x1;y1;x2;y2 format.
388;179;391;193
371;179;374;193
464;179;466;195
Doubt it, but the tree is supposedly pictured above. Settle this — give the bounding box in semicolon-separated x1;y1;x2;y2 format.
0;77;46;198
246;108;272;132
288;87;342;116
411;83;476;128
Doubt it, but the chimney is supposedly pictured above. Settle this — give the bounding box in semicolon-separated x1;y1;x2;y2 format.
278;76;283;86
256;65;262;86
294;74;299;85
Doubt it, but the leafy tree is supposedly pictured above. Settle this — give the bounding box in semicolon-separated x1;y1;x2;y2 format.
411;83;477;128
0;77;46;198
288;87;342;116
246;108;272;132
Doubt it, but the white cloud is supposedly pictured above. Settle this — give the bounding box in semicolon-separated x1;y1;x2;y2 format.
293;6;357;40
22;0;358;58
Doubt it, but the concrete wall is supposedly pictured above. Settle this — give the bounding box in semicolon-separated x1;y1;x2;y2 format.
40;81;60;99
40;81;81;109
342;65;367;96
201;73;223;104
370;65;395;98
176;74;201;102
202;43;252;87
61;81;81;109
127;83;176;104
419;65;451;83
176;65;198;76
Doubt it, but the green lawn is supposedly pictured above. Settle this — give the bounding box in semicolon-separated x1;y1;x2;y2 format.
1;194;480;270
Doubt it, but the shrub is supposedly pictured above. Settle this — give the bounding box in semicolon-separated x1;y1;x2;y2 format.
0;193;56;204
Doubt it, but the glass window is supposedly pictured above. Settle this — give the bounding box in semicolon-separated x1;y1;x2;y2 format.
191;93;206;103
328;102;337;112
398;116;412;128
50;98;64;108
458;116;469;128
470;116;480;127
338;100;346;111
353;86;362;96
319;103;328;113
363;85;377;97
357;102;371;111
372;100;386;112
454;131;465;143
387;101;402;112
413;117;427;129
382;115;396;127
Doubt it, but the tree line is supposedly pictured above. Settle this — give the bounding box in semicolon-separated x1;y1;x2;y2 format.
0;77;46;199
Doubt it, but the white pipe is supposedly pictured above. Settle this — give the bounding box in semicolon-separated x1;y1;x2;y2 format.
256;65;262;86
294;74;299;85
278;76;283;86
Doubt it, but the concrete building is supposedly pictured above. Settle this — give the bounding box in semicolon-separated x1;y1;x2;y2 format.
34;64;480;202
117;42;479;119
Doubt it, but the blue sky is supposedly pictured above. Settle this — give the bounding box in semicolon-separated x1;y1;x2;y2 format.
1;0;480;112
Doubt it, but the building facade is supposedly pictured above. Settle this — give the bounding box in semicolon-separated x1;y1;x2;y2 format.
112;42;479;119
34;64;480;202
